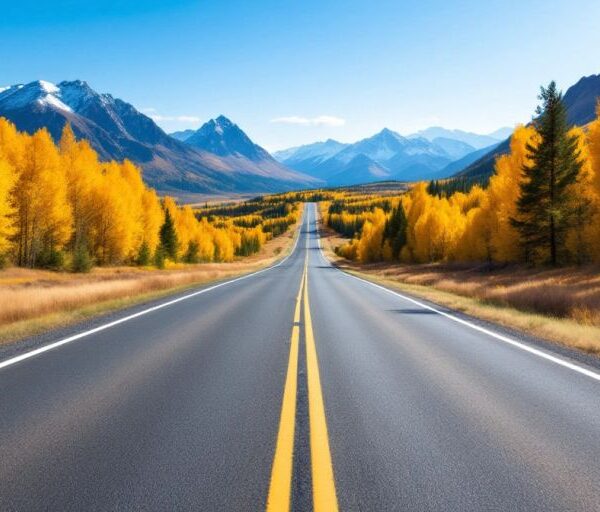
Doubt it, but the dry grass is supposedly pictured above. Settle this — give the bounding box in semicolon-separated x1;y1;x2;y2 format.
0;223;298;344
319;225;600;355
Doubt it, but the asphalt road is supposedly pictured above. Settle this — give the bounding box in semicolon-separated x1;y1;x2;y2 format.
1;203;599;511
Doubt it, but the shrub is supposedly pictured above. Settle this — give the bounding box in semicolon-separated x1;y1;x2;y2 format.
72;246;93;273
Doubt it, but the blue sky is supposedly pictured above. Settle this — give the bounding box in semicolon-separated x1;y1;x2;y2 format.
1;0;599;150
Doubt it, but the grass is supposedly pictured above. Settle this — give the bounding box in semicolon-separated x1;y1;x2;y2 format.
0;222;299;345
319;225;600;355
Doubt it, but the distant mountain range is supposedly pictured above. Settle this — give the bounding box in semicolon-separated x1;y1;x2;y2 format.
3;73;599;194
0;80;317;196
276;73;600;187
408;126;510;149
274;127;506;186
453;73;600;180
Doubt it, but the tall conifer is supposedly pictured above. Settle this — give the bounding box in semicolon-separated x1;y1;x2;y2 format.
511;82;583;265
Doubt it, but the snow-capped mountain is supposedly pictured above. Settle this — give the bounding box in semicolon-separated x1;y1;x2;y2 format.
276;128;477;185
273;139;349;173
175;115;317;183
185;116;270;161
407;127;506;149
0;80;317;195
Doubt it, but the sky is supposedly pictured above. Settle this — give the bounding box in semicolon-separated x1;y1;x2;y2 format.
1;0;600;151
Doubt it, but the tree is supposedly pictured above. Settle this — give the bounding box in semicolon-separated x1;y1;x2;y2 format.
511;82;584;265
184;240;200;263
159;207;178;260
13;129;72;267
60;125;97;257
383;202;408;259
136;240;151;266
0;155;16;260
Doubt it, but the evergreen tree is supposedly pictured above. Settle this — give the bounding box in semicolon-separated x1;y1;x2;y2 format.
184;240;200;263
159;208;178;260
383;202;408;258
511;81;583;265
153;247;166;269
136;240;151;266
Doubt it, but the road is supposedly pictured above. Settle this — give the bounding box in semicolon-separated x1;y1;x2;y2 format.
1;203;600;511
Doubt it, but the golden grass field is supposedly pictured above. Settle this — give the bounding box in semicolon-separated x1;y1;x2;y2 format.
320;225;600;355
0;223;298;344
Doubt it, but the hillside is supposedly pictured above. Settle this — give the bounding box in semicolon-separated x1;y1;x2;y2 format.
454;73;600;180
0;80;317;196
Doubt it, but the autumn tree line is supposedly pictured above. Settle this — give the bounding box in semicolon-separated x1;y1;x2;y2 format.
0;119;299;271
324;83;600;266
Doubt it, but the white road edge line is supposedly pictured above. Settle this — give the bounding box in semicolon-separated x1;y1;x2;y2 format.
313;206;600;384
0;209;306;372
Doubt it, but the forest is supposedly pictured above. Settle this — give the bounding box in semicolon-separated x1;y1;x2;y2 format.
0;119;300;272
323;84;600;267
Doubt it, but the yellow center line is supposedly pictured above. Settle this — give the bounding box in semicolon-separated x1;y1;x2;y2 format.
303;257;339;512
267;210;338;512
266;261;305;512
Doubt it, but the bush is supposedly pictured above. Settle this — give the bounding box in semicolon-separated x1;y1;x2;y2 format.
72;246;93;273
37;248;66;270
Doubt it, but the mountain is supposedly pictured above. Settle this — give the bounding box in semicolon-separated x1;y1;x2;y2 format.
437;142;501;177
563;74;600;126
327;154;391;186
178;115;316;185
169;129;195;142
275;128;493;185
453;73;600;180
430;137;477;160
185;116;270;160
273;139;349;178
0;80;317;196
487;127;513;140
309;128;467;184
408;126;506;149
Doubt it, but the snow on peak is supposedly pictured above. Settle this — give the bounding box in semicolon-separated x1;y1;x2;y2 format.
58;80;98;111
0;80;72;113
37;80;59;94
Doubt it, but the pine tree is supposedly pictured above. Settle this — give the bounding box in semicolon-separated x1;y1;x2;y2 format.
184;240;200;263
159;207;178;260
136;240;151;266
511;82;583;265
383;202;408;259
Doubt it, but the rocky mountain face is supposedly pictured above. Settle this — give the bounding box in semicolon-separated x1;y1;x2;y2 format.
0;80;317;196
275;128;480;185
454;73;600;180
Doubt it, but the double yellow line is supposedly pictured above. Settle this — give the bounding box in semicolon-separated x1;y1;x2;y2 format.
266;254;338;512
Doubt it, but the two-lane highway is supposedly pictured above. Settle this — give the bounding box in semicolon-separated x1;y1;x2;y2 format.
1;204;600;511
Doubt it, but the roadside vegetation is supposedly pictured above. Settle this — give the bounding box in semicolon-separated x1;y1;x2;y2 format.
320;83;600;353
0;122;305;341
0;119;301;271
0;228;297;343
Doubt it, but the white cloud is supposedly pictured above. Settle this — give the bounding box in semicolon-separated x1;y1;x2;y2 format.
141;107;200;124
149;114;201;123
270;115;346;127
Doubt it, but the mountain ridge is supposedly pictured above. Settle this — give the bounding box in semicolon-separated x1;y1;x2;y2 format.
453;73;600;180
275;127;485;185
0;80;318;196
